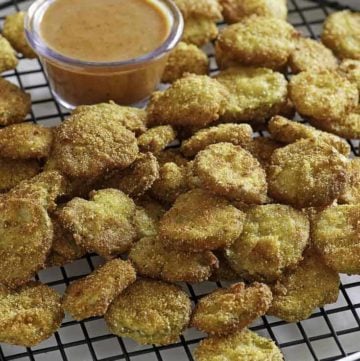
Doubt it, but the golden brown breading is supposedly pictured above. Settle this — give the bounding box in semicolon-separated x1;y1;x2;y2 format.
321;10;360;60
0;198;53;287
0;78;31;126
63;259;136;321
58;189;136;259
215;15;298;70
0;123;53;159
0;282;63;347
173;0;223;21
225;204;309;282
147;74;230;128
0;35;18;72
215;66;288;123
129;236;218;283
311;205;360;274
159;189;245;251
289;37;338;73
191;282;272;335
289;70;358;123
339;59;360;92
72;101;147;136
2;12;37;58
339;158;360;204
268;250;340;322
209;251;241;282
192;143;268;204
268;139;348;208
194;329;284;361
181;123;253;158
137;125;177;154
162;42;209;83
48;111;139;178
105;279;191;345
220;0;287;24
268;116;350;156
0;158;40;192
156;148;189;166
182;18;219;47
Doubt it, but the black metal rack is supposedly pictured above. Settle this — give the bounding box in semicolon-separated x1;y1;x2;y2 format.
0;0;359;360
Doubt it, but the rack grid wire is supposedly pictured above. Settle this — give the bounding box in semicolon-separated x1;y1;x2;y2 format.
0;0;359;360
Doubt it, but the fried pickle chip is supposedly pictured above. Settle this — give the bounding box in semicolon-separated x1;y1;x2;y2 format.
105;279;191;345
182;18;219;47
339;158;360;204
0;123;53;159
49;112;139;178
215;15;298;70
147;74;230;128
159;189;245;251
0;282;63;347
215;66;288;123
0;35;18;72
0;78;31;125
2;12;37;58
268;116;350;156
63;259;136;321
219;0;287;24
129;236;218;283
225;204;309;282
194;329;284;361
289;37;338;73
339;59;360;92
173;0;222;20
162;42;209;83
289;70;358;123
138;125;177;154
268;250;340;322
191;282;272;336
72;101;147;136
322;10;360;60
312;205;360;274
0;198;53;287
58;189;136;259
192;143;267;204
156;147;189;166
268;139;348;208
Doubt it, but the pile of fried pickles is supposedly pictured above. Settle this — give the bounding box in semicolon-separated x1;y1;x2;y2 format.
0;1;359;360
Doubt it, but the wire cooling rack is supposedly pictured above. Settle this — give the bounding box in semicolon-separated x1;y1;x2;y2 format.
0;0;360;360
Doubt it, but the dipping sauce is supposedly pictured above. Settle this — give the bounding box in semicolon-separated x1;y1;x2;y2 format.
40;0;171;62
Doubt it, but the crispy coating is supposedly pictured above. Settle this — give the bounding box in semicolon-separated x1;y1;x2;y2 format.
194;329;284;361
129;236;219;283
215;15;298;69
339;158;360;204
322;10;360;60
63;259;136;321
311;205;360;274
49;112;139;178
0;158;40;192
339;59;360;92
173;0;222;21
105;279;191;345
210;251;240;282
58;189;136;259
220;0;287;24
147;74;230;128
0;282;63;347
0;123;53;159
162;42;209;83
72;101;147;136
289;37;338;73
156;148;188;167
289;70;358;123
159;189;245;251
0;198;53;287
182;18;219;47
191;282;272;335
0;35;18;72
0;77;31;125
138;126;177;154
268;116;350;156
193;143;268;204
216;66;288;123
268;250;340;322
268;139;348;208
2;12;37;58
226;204;309;282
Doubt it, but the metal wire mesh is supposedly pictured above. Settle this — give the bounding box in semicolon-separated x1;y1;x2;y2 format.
0;0;359;360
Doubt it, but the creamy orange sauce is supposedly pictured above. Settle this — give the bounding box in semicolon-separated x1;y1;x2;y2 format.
40;0;171;62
